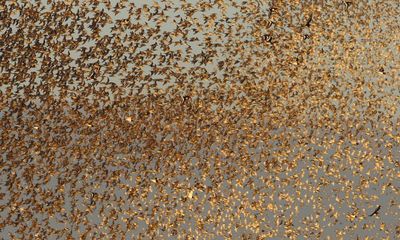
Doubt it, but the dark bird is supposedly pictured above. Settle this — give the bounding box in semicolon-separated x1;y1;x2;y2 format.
369;205;381;217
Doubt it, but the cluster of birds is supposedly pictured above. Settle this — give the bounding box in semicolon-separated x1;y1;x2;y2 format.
1;0;399;239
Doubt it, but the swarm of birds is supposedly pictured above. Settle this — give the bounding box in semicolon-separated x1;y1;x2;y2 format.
1;0;399;239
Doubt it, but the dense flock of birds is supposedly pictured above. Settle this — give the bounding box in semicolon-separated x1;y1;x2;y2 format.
1;0;399;239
